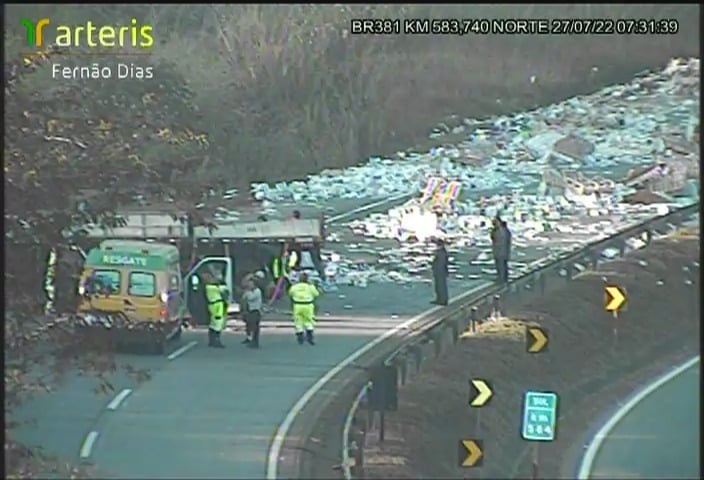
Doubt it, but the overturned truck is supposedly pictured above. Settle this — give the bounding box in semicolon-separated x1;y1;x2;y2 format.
67;207;325;350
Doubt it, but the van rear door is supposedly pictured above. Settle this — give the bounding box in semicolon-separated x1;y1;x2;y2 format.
79;267;126;313
125;270;163;320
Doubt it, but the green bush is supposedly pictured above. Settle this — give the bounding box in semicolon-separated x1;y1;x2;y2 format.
4;23;210;476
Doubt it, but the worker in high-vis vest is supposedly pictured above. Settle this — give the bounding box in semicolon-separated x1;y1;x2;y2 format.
204;272;227;348
286;241;299;272
287;272;319;345
270;242;294;302
270;243;287;283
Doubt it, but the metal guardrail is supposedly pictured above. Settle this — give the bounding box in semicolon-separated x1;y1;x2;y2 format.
341;201;700;479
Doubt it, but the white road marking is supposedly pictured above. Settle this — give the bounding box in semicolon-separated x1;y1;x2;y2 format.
265;281;491;479
167;340;198;361
106;388;132;411
79;430;99;459
327;193;411;224
577;355;700;479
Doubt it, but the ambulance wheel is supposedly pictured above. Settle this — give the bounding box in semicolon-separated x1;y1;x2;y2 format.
153;339;166;355
172;324;182;341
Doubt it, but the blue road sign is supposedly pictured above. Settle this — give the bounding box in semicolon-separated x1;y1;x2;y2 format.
521;391;558;441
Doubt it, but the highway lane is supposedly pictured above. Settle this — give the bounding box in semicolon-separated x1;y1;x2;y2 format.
583;358;700;480
8;231;624;477
10;351;172;469
6;350;172;461
8;194;428;467
11;193;630;477
88;329;381;478
10;277;489;478
89;276;495;478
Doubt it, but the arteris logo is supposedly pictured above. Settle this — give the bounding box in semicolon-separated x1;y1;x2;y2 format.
20;17;153;50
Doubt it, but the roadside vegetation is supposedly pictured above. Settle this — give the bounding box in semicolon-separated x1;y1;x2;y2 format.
3;3;698;477
4;20;210;477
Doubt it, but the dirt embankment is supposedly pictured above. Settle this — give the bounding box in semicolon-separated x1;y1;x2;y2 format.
362;236;700;479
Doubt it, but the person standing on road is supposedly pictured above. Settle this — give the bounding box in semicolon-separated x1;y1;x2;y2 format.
269;242;290;303
204;271;227;348
252;270;269;297
490;216;512;284
239;273;255;343
431;238;449;306
240;276;263;349
288;272;319;345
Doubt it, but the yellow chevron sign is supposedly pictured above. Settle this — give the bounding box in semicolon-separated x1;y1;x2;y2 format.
526;326;548;353
604;285;627;312
469;379;493;407
459;439;483;467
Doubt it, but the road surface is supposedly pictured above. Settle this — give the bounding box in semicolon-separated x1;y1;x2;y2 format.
583;358;700;479
11;278;490;478
12;194;687;478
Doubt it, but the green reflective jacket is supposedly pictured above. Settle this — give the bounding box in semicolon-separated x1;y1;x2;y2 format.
205;284;225;318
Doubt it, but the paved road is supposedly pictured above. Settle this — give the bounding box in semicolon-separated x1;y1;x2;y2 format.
585;361;700;479
11;277;489;479
89;329;382;478
12;186;501;478
14;193;681;477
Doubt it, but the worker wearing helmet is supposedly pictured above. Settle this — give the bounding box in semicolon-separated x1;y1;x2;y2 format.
203;271;226;348
287;272;319;345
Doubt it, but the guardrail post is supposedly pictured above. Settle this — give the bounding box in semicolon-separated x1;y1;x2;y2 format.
449;319;459;344
471;306;478;332
365;395;374;432
352;428;365;478
398;353;408;385
492;294;501;318
429;331;442;357
377;372;387;443
409;344;423;373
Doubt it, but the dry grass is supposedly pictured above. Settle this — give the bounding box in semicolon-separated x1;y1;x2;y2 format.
363;237;700;479
5;4;700;189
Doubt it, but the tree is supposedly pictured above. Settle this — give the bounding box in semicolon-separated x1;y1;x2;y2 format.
4;47;211;477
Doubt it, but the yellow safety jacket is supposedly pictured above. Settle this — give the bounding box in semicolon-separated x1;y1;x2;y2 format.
273;251;299;279
272;256;288;279
288;282;319;305
287;251;298;270
205;283;226;319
